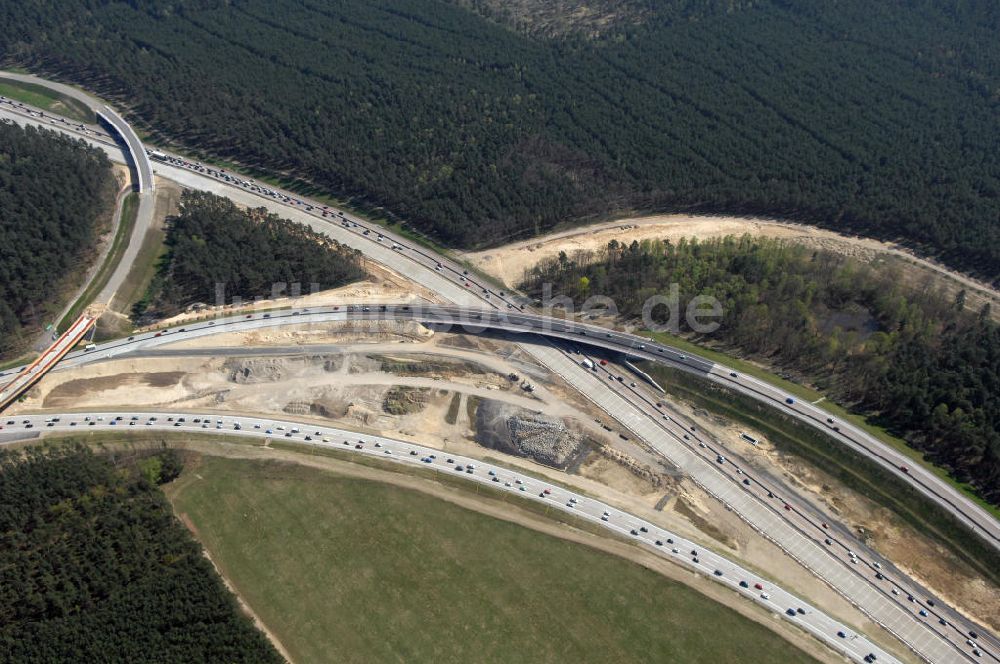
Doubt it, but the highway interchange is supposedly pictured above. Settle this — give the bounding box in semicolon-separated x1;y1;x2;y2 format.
9;302;993;663
8;96;990;556
0;72;155;306
4;411;898;664
1;79;998;663
0;314;94;411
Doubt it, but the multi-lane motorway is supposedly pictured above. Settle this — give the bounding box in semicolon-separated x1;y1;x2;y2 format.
1;80;997;663
136;146;1000;555
0;411;899;664
0;71;152;193
10;303;992;663
0;72;155;307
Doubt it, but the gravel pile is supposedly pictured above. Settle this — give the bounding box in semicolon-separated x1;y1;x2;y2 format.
475;399;582;468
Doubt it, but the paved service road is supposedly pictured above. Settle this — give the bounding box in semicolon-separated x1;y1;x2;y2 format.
0;74;155;308
1;411;900;664
2;89;996;664
19;305;996;663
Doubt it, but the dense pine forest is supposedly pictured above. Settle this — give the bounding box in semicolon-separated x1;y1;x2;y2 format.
0;121;114;355
0;444;282;662
1;1;998;280
135;191;366;320
522;237;1000;508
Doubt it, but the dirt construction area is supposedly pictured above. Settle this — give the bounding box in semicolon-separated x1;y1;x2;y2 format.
9;319;920;659
462;213;1000;318
462;212;1000;632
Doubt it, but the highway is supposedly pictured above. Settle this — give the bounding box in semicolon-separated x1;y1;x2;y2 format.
139;148;1000;557
0;411;900;664
1;84;996;663
22;303;996;662
0;72;155;309
0;315;95;411
0;71;152;193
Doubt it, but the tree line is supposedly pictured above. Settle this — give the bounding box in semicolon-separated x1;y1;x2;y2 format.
522;236;1000;507
0;121;114;356
134;191;366;321
1;0;998;281
0;443;282;662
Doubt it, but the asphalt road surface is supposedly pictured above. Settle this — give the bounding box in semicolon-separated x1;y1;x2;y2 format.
0;74;155;307
12;305;995;664
1;86;996;663
0;411;902;664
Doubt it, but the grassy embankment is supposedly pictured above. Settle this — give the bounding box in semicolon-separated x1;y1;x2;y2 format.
0;76;93;124
117;215;169;321
444;392;462;424
57;192;139;333
167;454;823;664
0;354;33;372
639;360;1000;589
640;329;1000;523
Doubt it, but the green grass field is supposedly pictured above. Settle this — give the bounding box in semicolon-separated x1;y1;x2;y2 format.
168;455;820;664
0;77;93;124
58;191;137;332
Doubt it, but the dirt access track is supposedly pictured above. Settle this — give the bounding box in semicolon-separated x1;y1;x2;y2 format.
462;213;1000;316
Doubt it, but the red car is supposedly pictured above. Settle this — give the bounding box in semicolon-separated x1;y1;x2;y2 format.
754;583;764;590
900;465;909;473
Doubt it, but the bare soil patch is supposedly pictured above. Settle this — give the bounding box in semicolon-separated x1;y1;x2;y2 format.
742;434;1000;633
463;213;1000;318
43;371;185;406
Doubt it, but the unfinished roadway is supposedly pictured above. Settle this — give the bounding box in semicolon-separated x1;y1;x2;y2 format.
0;82;996;664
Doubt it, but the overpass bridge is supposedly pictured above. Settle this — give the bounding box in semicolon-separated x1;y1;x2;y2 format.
0;71;152;193
95;105;153;193
14;303;1000;552
0;314;95;412
5;304;995;662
